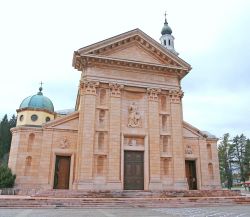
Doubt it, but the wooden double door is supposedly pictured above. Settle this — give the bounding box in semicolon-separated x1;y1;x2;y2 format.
53;156;71;189
124;151;144;190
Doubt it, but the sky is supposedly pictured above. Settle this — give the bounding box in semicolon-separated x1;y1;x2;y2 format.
0;0;250;138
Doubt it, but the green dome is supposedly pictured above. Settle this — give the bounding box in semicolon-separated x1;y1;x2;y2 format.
161;20;172;35
19;87;54;112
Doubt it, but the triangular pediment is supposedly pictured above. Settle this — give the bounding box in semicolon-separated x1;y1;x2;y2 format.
76;29;191;70
103;42;163;64
183;121;204;138
43;111;79;131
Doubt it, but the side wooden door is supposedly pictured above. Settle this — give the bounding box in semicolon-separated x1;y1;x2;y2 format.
53;156;71;189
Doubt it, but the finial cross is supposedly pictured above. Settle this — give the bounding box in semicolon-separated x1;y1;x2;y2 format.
40;81;43;88
164;11;167;18
164;11;168;22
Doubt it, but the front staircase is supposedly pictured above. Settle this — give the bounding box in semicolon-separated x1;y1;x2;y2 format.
0;189;249;208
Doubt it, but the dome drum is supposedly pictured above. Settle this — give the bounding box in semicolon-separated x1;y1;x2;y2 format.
16;87;55;126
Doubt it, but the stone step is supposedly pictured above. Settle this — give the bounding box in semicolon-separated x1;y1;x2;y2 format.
31;189;241;198
0;196;249;208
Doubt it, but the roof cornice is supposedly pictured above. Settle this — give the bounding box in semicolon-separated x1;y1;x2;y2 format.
74;54;189;79
73;29;191;76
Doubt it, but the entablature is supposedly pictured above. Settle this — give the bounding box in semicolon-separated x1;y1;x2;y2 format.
74;54;188;80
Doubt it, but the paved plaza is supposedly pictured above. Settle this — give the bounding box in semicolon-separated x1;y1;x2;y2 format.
1;206;250;217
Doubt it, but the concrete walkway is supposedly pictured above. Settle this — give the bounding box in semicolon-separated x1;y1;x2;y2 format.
1;206;250;217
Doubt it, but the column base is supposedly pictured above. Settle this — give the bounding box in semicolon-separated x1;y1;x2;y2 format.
173;180;188;190
149;177;163;190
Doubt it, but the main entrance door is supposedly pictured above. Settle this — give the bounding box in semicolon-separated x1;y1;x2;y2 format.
185;160;197;190
124;151;144;190
53;156;71;189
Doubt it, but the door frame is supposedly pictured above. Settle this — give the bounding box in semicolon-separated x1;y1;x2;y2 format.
185;159;198;190
121;133;149;190
50;151;75;190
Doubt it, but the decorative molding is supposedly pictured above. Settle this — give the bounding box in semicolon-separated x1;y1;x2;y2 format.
80;80;99;95
169;89;184;103
74;55;187;75
147;88;161;101
109;83;124;97
60;137;70;149
185;145;193;155
128;102;142;128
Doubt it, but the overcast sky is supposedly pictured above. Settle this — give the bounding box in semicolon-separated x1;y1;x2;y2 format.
0;0;249;138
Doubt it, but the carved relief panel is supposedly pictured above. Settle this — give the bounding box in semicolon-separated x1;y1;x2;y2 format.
122;91;146;129
127;102;142;128
185;145;193;155
59;137;70;149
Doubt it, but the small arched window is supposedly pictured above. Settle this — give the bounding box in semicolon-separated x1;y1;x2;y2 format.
19;115;24;121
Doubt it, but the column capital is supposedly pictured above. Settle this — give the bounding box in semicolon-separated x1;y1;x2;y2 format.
80;80;99;95
169;89;184;103
109;83;124;97
147;88;161;101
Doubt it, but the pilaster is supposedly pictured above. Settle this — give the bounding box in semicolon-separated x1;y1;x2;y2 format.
107;83;124;189
77;80;99;189
169;89;187;189
147;88;162;190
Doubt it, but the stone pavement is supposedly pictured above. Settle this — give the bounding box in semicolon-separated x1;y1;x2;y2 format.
1;206;250;217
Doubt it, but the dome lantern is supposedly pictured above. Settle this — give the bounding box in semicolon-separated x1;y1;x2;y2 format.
159;12;179;55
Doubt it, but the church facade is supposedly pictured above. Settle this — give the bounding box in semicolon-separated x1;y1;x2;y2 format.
8;19;221;191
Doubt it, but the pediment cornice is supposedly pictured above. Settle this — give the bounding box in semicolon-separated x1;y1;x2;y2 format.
74;54;188;79
43;111;79;129
73;29;191;79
